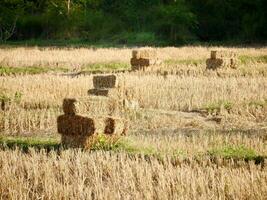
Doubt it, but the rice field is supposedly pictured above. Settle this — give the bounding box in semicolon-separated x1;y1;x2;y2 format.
0;46;267;199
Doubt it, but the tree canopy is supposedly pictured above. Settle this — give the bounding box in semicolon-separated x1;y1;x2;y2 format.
0;0;266;44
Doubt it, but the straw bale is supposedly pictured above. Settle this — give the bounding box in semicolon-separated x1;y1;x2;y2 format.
104;117;126;136
206;58;224;70
131;58;160;69
93;74;118;89
206;50;238;69
62;98;77;115
57;114;95;136
62;98;90;115
85;96;120;116
88;88;119;98
132;49;157;59
58;116;127;148
62;97;120;117
211;50;237;59
61;134;89;148
88;89;109;96
206;58;237;69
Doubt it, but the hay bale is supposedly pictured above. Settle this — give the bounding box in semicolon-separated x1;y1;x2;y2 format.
58;115;127;148
211;50;237;59
131;49;161;70
62;98;90;115
131;57;160;69
206;50;238;69
61;134;91;148
206;58;224;70
104;117;127;136
88;88;119;98
57;114;95;136
88;89;109;96
93;74;118;89
210;51;217;59
62;97;120;117
84;96;120;116
90;116;127;136
132;49;157;59
62;98;76;115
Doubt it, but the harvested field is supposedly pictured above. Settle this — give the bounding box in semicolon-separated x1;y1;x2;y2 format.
0;46;267;199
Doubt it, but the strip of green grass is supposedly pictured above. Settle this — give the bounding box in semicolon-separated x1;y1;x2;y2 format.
207;145;266;165
0;136;61;152
0;66;68;76
239;55;267;64
0;135;265;163
82;62;130;73
164;59;205;66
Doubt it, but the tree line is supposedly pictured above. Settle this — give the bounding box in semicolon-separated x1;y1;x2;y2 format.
0;0;266;45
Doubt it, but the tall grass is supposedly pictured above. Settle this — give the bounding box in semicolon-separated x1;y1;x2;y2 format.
0;73;266;134
0;149;266;199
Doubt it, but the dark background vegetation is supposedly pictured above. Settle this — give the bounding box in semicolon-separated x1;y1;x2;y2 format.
0;0;266;46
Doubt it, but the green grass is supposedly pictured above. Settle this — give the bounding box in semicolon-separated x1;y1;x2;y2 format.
208;145;259;160
82;62;130;73
203;100;233;114
239;55;267;64
248;99;267;107
164;59;205;66
0;136;61;152
0;66;68;76
0;62;129;76
0;135;265;163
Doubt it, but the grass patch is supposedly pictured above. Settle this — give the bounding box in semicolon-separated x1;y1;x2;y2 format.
164;59;205;66
0;66;68;76
0;136;61;152
82;62;130;72
239;55;267;64
248;99;267;108
208;145;258;160
204;100;233;114
0;135;157;156
0;135;265;165
90;135;158;156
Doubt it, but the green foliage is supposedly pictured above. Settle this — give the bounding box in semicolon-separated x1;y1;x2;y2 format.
0;89;22;109
90;135;157;156
248;99;267;108
153;1;197;43
90;134;123;151
0;136;60;152
111;32;158;45
204;100;233;114
82;62;130;72
1;0;266;44
208;145;258;160
0;66;67;76
240;55;267;64
165;59;204;66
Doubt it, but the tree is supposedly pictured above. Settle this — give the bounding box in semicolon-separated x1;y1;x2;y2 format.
0;0;24;41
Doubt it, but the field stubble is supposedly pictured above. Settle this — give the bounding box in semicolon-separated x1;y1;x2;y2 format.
0;46;267;199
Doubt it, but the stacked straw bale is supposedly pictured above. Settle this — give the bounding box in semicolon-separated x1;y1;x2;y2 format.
206;50;238;70
93;74;118;89
62;97;112;116
57;98;127;148
57;74;132;148
88;74;120;98
130;49;161;70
